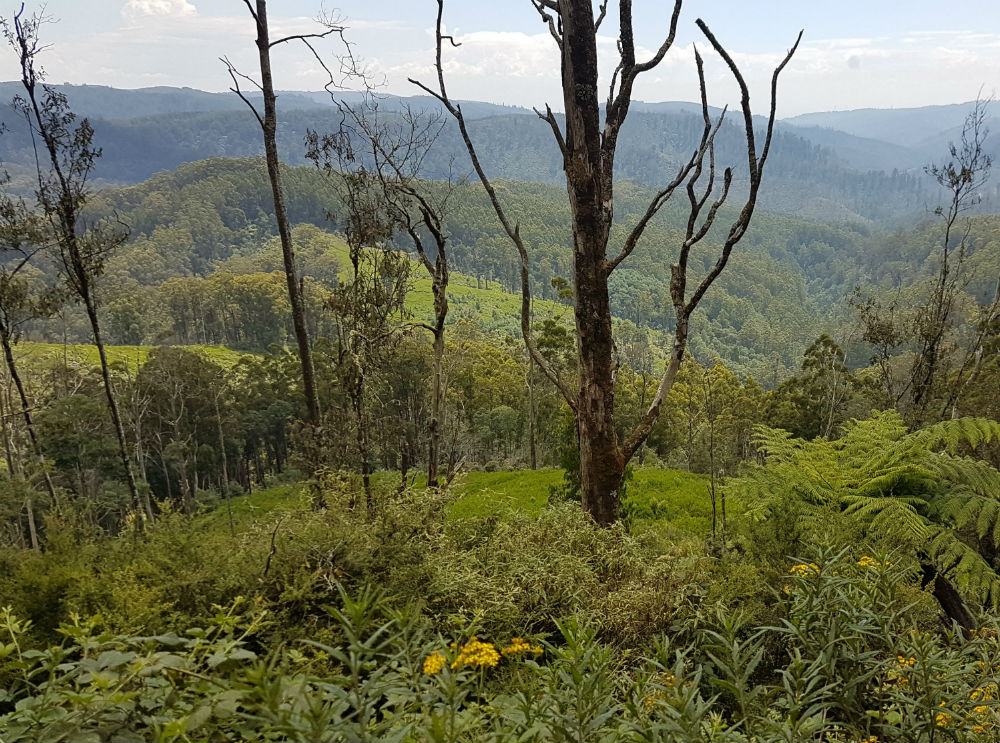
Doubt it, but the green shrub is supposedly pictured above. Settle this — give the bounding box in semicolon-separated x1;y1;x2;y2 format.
4;550;1000;741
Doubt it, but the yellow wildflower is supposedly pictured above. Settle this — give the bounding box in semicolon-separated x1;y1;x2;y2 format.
789;563;820;577
451;636;500;670
894;655;916;668
857;555;891;568
973;724;986;733
422;650;446;675
501;637;544;657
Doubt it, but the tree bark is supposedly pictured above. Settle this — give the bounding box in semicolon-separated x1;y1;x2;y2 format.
1;327;58;509
214;393;234;536
921;562;975;634
251;0;321;428
560;1;624;526
528;353;537;470
427;326;444;488
24;496;38;551
85;291;145;525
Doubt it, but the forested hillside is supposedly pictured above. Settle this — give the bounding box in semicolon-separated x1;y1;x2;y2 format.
4;3;1000;742
0;85;966;222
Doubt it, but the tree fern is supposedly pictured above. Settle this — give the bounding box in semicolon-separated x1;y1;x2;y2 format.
732;410;1000;612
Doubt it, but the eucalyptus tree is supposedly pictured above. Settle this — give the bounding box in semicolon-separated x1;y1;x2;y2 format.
414;0;801;524
4;7;146;524
308;101;455;488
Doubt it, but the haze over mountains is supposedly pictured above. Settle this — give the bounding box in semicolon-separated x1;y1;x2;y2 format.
0;83;996;225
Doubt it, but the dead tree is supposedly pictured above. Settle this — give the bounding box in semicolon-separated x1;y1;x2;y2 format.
225;0;358;430
5;6;146;526
929;99;994;420
414;0;800;525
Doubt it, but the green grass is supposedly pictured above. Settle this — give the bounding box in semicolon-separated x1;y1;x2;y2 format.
201;468;722;538
625;469;719;535
447;467;721;536
14;342;251;372
323;235;570;335
198;484;307;533
447;469;564;519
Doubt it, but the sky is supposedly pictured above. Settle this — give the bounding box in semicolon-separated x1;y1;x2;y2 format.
0;0;998;117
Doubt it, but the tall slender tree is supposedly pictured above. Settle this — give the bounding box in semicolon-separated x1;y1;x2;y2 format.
224;0;331;429
4;7;145;525
0;201;59;511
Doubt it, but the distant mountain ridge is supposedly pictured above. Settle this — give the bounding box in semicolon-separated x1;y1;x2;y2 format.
0;83;996;223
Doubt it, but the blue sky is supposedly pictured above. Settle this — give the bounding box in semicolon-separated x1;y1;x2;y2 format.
2;1;998;116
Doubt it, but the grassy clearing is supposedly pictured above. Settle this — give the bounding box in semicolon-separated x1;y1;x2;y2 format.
199;484;307;532
204;467;719;537
324;236;568;335
625;468;719;535
15;342;250;372
447;469;564;519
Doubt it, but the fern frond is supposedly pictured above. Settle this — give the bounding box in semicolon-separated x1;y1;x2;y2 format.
928;529;1000;608
912;418;1000;453
842;495;927;539
927;454;1000;496
932;490;1000;548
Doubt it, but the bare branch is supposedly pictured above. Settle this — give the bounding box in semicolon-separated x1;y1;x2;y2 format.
533;103;566;160
531;0;562;46
220;56;264;127
604;0;681;161
269;27;338;48
622;24;801;463
608;48;728;276
240;0;259;24
411;0;576;411
594;1;608;32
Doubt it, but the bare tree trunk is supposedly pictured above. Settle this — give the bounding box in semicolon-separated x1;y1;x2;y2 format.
560;1;624;526
399;436;410;493
245;0;321;429
352;390;372;511
84;298;144;523
0;378;16;477
427;326;444;488
24;496;38;550
921;562;975;634
528;353;537;470
1;328;58;508
214;393;234;536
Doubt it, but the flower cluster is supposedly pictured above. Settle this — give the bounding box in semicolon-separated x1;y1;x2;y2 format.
884;655;916;686
451;637;500;669
642;672;682;708
935;703;953;728
970;684;996;732
501;637;543;657
422;650;446;675
789;562;820;577
893;655;916;670
857;555;891;569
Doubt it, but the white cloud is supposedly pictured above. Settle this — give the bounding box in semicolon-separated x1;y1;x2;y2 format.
121;0;197;21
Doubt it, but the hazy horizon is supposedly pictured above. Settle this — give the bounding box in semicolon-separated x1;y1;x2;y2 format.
0;1;996;118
